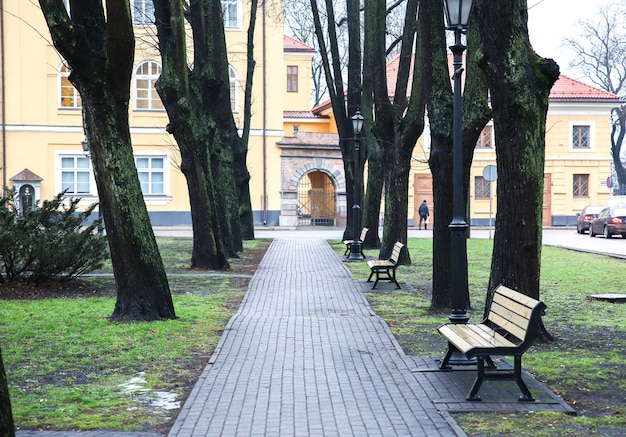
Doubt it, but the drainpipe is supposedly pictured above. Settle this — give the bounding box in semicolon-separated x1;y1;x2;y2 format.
262;0;267;225
1;0;6;194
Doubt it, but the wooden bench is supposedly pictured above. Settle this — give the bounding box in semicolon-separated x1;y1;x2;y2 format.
437;285;546;401
343;227;369;257
366;241;404;289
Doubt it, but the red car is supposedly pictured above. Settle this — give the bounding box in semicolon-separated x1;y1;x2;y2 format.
589;207;626;238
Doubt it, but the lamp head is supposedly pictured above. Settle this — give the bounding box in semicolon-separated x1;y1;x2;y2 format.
442;0;473;29
81;138;89;153
351;110;365;135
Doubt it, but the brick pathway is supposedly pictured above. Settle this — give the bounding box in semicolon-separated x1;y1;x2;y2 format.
167;238;464;436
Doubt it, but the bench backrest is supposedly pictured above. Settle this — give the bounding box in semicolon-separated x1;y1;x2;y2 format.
486;285;546;348
389;242;404;264
359;227;369;241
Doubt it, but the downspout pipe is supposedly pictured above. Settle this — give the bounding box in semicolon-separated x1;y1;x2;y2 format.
1;0;6;194
262;0;267;225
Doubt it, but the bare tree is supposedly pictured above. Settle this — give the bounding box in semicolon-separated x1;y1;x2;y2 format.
565;2;626;97
39;0;176;321
284;0;341;106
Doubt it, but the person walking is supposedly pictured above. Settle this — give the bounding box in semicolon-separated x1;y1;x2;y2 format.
418;200;429;230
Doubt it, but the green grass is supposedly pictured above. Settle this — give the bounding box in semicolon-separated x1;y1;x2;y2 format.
0;238;269;433
340;237;626;437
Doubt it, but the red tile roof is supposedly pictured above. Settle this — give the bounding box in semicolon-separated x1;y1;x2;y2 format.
550;74;621;101
312;57;623;114
284;35;315;53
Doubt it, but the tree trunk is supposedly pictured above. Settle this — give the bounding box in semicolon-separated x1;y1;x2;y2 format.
0;348;14;437
310;0;358;241
233;0;258;240
610;105;626;193
476;0;560;302
153;0;232;269
40;0;176;322
367;0;423;263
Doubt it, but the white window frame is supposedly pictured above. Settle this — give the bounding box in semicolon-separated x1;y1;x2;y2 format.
134;61;164;111
229;65;239;113
58;62;82;109
131;0;155;25
134;153;171;204
569;121;595;151
222;0;241;29
56;152;97;201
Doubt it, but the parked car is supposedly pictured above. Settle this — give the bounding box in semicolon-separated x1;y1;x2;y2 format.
577;205;604;234
589;207;626;238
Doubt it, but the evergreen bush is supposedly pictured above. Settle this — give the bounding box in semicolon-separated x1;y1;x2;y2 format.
0;189;107;283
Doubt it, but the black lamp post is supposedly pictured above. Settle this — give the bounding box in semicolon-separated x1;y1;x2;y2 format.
81;138;104;236
443;0;473;324
348;110;365;261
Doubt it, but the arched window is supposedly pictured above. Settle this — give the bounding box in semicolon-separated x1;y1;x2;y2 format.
134;61;164;111
58;63;82;109
229;65;239;113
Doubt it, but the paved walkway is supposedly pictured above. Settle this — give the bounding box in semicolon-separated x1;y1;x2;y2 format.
17;231;574;437
168;237;463;436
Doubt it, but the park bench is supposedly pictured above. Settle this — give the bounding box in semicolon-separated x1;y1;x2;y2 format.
343;227;369;257
437;284;546;402
366;241;404;289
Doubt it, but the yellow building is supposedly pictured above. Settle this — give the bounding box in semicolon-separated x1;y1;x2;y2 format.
310;71;623;227
1;2;623;229
1;0;311;227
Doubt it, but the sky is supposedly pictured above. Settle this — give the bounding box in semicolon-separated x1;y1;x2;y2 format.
526;0;608;80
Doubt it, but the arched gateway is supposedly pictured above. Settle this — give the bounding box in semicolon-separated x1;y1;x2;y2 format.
278;133;346;227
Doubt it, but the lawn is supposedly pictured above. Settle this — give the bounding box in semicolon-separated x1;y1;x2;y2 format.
2;235;626;436
0;238;270;433
339;237;626;437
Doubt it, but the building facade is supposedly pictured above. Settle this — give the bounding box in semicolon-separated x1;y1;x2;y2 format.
1;2;623;229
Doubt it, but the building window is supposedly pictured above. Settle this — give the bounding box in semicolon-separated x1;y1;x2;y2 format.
58;63;82;108
572;125;590;149
131;0;154;25
476;125;493;149
229;65;238;113
136;156;165;195
573;174;589;197
61;155;91;194
287;66;299;92
134;61;164;110
474;176;491;199
222;0;239;28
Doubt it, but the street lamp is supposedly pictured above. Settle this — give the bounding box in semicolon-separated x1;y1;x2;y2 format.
81;137;104;235
443;0;473;324
348;110;365;261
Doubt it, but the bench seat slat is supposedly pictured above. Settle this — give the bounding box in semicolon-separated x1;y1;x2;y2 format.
438;323;516;353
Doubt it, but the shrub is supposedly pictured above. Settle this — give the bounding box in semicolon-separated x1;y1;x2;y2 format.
0;189;107;283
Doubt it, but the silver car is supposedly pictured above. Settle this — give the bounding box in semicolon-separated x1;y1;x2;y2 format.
577;205;604;234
